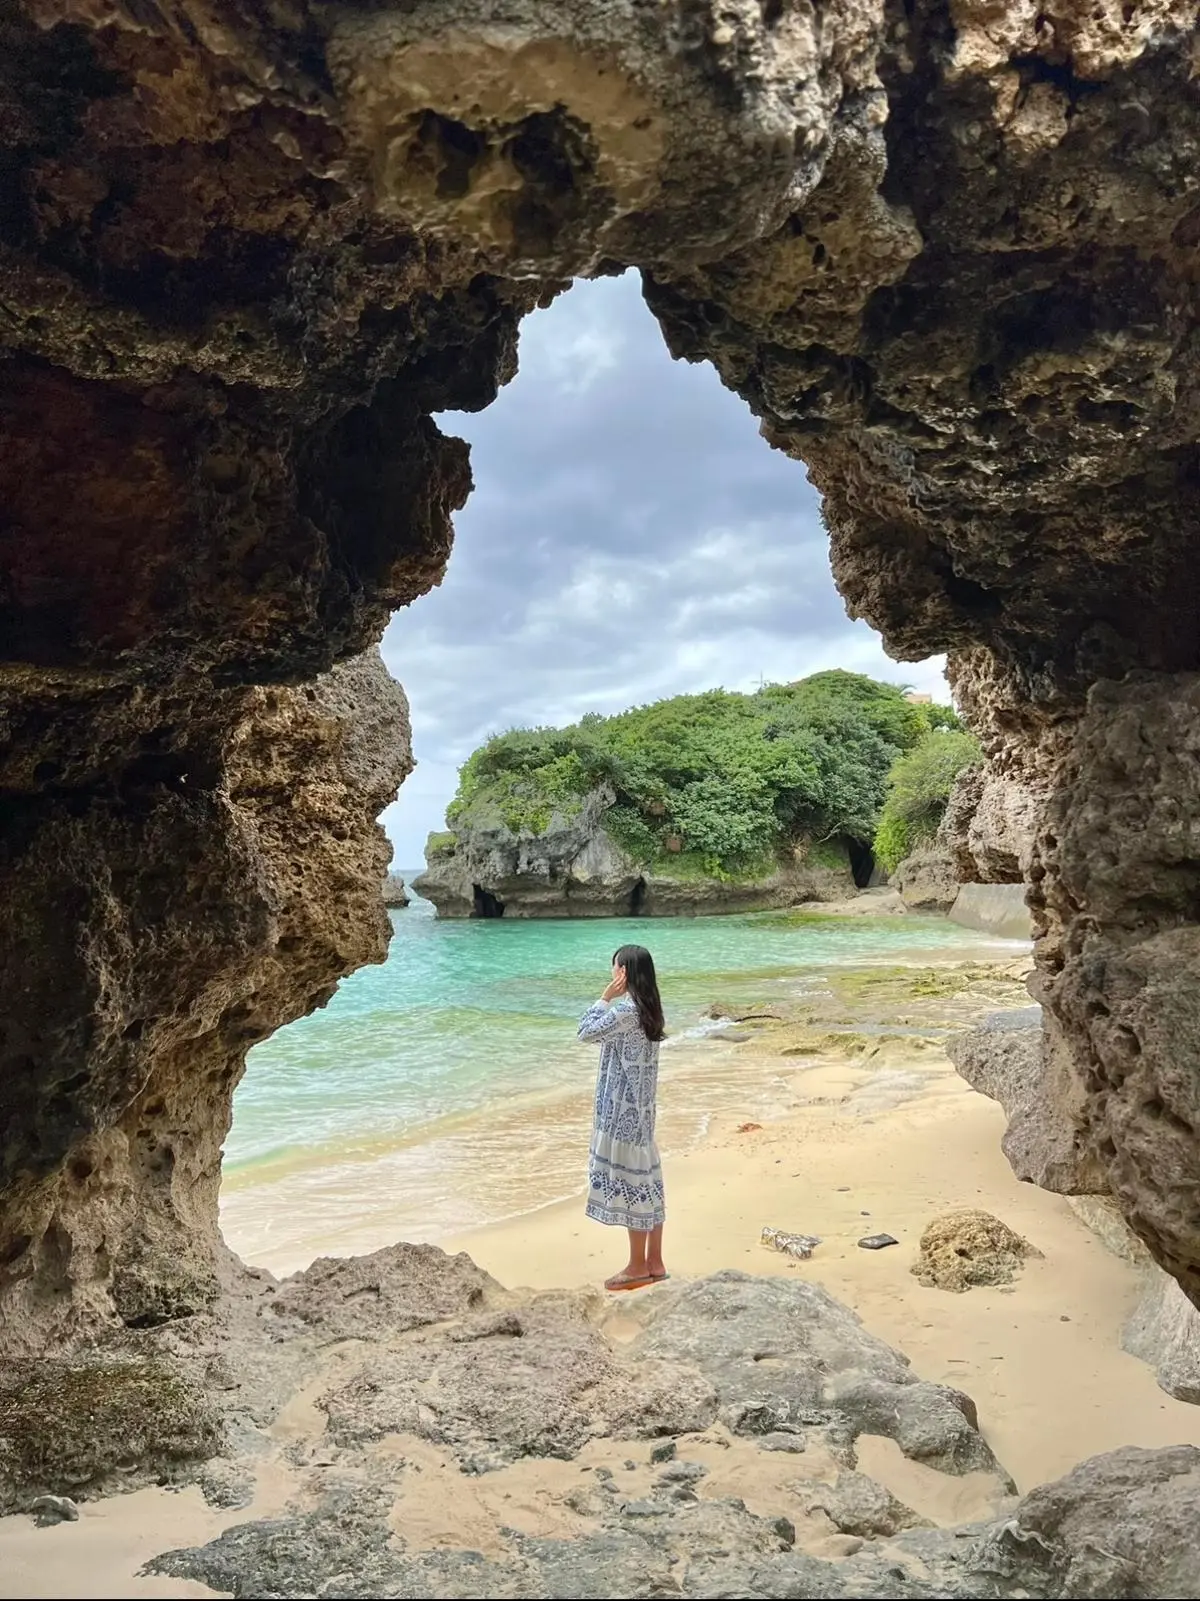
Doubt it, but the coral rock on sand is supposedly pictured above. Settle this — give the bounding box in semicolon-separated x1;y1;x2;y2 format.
913;1210;1042;1293
801;1468;930;1538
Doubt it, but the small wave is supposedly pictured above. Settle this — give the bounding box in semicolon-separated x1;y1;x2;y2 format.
663;1015;733;1047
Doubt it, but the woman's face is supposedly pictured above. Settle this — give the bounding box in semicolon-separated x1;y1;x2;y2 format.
612;957;625;982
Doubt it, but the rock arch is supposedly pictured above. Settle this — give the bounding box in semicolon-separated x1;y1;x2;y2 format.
2;0;1200;1360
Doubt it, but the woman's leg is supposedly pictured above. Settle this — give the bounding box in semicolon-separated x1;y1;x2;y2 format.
625;1227;648;1274
645;1223;666;1277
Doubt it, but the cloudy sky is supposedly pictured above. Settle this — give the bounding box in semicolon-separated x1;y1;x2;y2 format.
380;272;947;868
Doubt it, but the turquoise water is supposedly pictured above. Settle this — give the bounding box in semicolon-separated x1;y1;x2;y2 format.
220;888;1016;1274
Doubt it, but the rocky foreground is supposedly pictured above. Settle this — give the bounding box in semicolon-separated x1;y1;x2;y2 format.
3;1244;1197;1599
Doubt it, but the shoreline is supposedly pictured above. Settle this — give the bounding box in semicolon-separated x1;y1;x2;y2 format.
444;1030;1200;1495
219;930;1028;1277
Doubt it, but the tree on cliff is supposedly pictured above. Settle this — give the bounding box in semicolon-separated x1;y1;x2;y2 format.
872;729;983;872
441;671;952;880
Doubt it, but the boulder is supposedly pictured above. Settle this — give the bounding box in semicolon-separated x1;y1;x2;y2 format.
627;1271;1010;1481
0;1355;220;1513
800;1469;929;1538
270;1242;500;1343
974;1445;1200;1599
894;847;959;914
381;871;409;908
911;1210;1041;1293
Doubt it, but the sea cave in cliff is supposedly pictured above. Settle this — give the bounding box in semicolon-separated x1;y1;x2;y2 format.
3;1;1200;1595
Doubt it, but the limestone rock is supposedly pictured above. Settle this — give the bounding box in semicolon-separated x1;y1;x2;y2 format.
381;871;409;908
414;786;854;918
974;1445;1200;1599
1066;1195;1153;1266
29;1494;79;1526
801;1469;929;1538
1;650;411;1359
912;1210;1041;1293
1122;1267;1200;1405
318;1293;719;1468
0;1355;220;1513
894;848;960;914
939;766;989;882
939;767;1042;885
270;1243;500;1343
627;1271;1009;1480
948;1010;1105;1194
1036;676;1200;1299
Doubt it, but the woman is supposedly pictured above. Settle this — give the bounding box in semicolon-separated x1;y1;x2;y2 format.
577;943;668;1291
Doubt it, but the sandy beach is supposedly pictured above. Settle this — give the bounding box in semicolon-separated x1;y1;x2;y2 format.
6;946;1200;1600
446;1032;1200;1495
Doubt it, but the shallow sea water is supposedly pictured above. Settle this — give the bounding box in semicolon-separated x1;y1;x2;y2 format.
220;884;1018;1274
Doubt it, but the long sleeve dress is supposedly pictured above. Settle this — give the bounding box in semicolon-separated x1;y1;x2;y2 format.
577;998;665;1231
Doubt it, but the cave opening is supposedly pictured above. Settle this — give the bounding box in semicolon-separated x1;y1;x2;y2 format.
846;838;876;888
629;876;647;915
472;883;505;918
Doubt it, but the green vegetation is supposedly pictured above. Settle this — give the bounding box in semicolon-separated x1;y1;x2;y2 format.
872;730;983;871
425;831;458;858
439;670;963;879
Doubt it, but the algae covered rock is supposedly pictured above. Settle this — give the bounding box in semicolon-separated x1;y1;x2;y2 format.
0;1355;220;1512
912;1210;1042;1293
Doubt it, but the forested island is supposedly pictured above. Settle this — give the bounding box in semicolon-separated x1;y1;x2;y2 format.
414;671;980;918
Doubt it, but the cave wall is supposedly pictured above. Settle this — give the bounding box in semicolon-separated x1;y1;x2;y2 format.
2;0;1200;1350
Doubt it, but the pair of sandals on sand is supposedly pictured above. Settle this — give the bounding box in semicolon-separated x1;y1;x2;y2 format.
603;1269;670;1293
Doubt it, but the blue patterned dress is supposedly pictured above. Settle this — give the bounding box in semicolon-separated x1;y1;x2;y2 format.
578;998;666;1230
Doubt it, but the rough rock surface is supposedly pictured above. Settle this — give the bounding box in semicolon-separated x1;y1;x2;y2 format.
1035;676;1200;1303
1;0;1200;1436
801;1468;929;1537
940;765;1043;885
319;1295;721;1471
116;1252;1194;1601
381;870;409;908
268;1242;498;1343
912;1210;1041;1293
0;1353;221;1511
630;1271;1008;1480
975;1445;1200;1601
948;1009;1106;1193
414;786;854;917
1122;1265;1200;1406
894;847;960;914
1;648;410;1357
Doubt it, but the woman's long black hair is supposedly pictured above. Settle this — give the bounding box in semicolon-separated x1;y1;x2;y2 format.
614;944;665;1042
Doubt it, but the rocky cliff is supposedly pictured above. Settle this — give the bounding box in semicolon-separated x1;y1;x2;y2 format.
414;785;854;917
2;0;1200;1549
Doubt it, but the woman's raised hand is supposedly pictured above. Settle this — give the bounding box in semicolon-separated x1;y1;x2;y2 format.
601;967;627;1002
